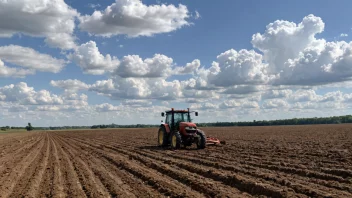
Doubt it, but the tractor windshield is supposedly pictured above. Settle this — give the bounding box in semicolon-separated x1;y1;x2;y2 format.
174;112;191;123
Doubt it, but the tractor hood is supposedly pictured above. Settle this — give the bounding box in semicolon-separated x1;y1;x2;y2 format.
179;122;197;128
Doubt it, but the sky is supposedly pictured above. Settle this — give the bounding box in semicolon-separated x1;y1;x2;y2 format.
1;0;352;126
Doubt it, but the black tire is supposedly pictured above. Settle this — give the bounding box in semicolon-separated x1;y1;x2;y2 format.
170;131;182;149
196;130;206;149
157;127;168;147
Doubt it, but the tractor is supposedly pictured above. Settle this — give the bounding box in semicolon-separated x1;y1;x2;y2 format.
158;108;220;149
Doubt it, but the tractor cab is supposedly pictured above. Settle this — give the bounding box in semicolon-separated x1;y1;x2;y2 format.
162;108;197;132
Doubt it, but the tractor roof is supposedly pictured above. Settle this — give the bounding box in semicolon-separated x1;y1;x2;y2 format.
165;109;189;113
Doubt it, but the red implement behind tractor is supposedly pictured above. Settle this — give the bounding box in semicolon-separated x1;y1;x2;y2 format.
206;137;221;145
158;108;222;149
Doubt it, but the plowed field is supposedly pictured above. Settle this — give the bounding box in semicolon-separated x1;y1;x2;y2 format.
0;124;351;198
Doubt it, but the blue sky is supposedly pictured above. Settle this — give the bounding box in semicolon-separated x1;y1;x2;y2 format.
1;0;352;126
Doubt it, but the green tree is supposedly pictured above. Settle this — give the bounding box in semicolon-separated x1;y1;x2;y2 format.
26;123;33;131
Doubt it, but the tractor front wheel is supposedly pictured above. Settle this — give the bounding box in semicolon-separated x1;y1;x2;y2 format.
170;131;182;149
158;127;168;147
196;130;206;149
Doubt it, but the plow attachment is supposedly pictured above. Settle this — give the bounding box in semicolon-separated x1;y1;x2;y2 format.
206;137;226;145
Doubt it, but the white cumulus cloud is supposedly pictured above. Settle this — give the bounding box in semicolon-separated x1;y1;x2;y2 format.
95;103;121;112
121;99;152;107
0;82;63;105
0;45;66;73
69;41;120;75
89;77;182;100
79;0;190;37
190;103;218;110
289;89;318;102
175;59;201;74
209;49;269;86
219;99;241;109
276;40;352;85
0;59;35;78
115;54;173;78
0;82;89;112
252;14;325;75
0;0;78;49
262;99;289;109
50;79;91;92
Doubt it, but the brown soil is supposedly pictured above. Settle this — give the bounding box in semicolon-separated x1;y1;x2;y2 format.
0;124;351;197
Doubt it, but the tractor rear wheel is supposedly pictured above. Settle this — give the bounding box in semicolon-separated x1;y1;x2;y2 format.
158;127;168;147
196;130;206;149
170;131;182;149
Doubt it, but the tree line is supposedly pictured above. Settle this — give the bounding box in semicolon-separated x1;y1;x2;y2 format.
1;123;159;131
196;115;352;127
2;115;352;131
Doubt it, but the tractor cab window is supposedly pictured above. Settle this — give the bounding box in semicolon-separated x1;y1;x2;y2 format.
165;114;172;124
174;113;191;123
165;112;191;125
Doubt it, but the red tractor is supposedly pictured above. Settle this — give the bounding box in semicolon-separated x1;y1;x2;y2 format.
158;108;220;149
